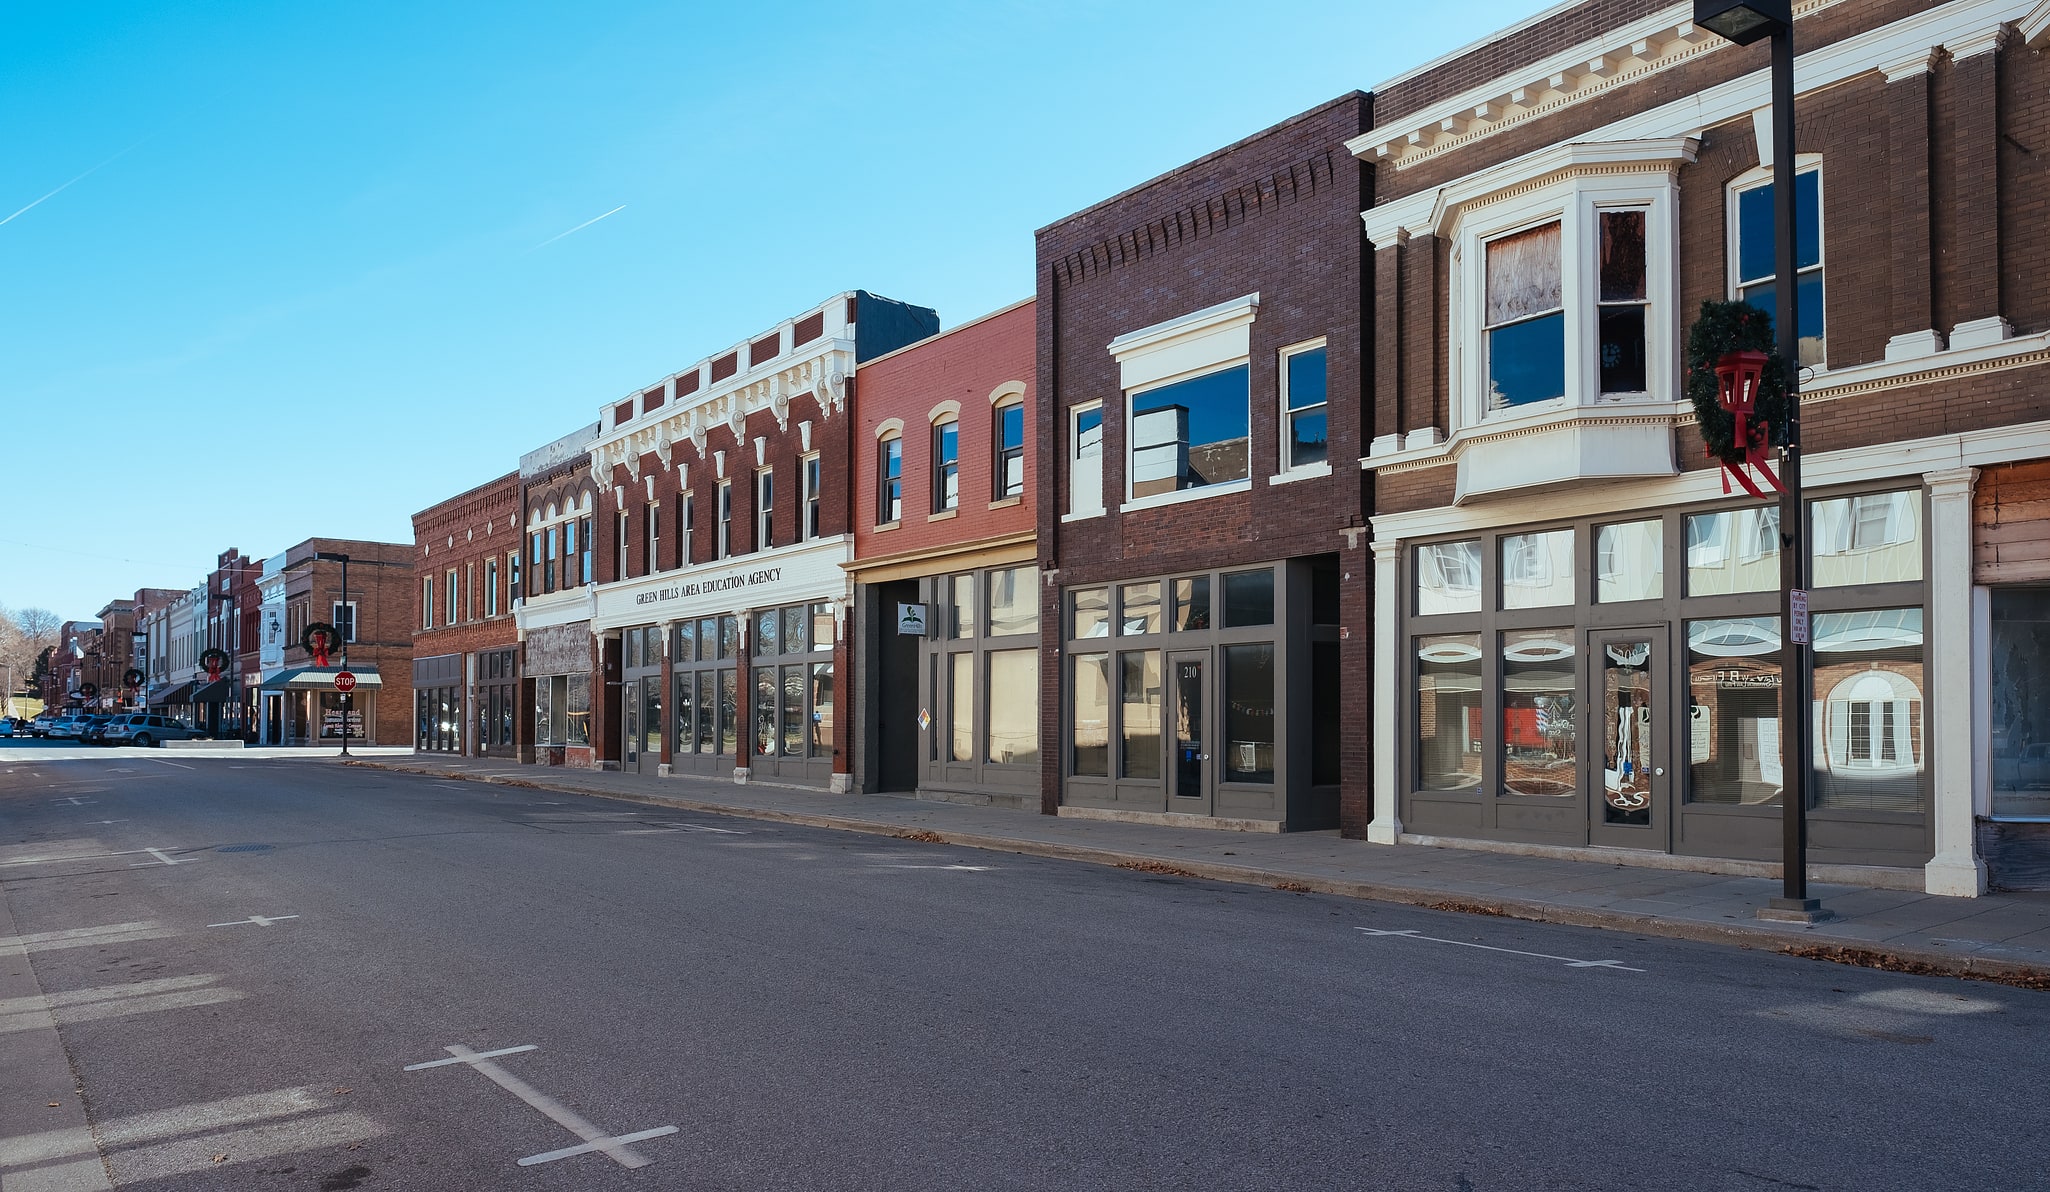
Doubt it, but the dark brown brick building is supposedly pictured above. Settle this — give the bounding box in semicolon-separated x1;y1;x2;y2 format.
412;471;521;756
1036;94;1373;832
1355;0;2050;894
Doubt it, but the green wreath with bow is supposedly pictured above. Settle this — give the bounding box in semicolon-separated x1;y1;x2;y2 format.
1684;299;1788;465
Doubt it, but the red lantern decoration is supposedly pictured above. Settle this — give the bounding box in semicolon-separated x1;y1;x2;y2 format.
1713;350;1782;499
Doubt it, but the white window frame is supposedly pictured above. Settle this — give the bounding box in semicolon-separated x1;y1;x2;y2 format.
993;399;1025;500
799;455;820;541
334;600;359;644
1449;169;1680;432
755;468;774;550
1277;337;1330;479
1106;292;1258;514
485;557;500;617
422;578;434;630
445;570;458;625
648;499;662;573
682;490;695;562
717;480;733;559
1066;401;1105;522
1726;155;1826;370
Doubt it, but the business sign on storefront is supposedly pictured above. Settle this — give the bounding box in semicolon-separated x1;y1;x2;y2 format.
896;603;928;636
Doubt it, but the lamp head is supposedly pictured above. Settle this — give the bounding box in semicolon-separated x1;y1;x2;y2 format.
1694;0;1790;45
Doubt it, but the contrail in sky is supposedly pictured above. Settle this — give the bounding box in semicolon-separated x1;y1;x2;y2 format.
531;204;627;250
1;142;144;227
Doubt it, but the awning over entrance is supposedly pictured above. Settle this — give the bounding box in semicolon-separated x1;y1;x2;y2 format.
192;679;236;703
148;681;194;706
260;667;384;691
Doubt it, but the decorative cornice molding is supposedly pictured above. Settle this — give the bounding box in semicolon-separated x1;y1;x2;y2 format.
1363;137;1698;248
1879;46;1941;81
2024;1;2050;46
1946;23;2011;58
1363;402;1690;476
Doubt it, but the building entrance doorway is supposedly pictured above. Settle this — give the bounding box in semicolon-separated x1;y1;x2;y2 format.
1588;627;1671;850
1167;650;1212;816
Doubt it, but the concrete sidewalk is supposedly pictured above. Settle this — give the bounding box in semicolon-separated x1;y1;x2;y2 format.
345;754;2050;988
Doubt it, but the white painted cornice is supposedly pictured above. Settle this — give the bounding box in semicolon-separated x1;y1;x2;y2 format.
2024;0;2050;46
1105;293;1259;358
1362;137;1698;248
1354;0;2031;175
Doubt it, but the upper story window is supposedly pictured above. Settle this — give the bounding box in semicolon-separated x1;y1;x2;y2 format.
1280;342;1328;471
1439;141;1689;430
933;419;959;512
755;469;774;550
1130;365;1249;499
716;480;733;558
579;516;593;584
542;528;557;593
682;492;696;563
879;435;903;524
445;568;459;623
1069;403;1103;518
801;455;821;540
615;510;629;581
508;549;521;602
995;400;1025;499
1731;162;1824;367
422;577;434;630
485;557;500;617
334;600;357;643
647;500;661;573
562;519;578;588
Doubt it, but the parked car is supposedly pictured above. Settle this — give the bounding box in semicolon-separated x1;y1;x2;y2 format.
76;715;119;745
43;715;90;740
100;713;204;748
0;719;19;737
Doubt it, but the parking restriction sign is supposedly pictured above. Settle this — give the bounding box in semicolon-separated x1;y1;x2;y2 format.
1788;590;1810;646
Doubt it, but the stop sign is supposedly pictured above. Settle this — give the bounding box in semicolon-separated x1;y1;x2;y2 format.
333;670;358;693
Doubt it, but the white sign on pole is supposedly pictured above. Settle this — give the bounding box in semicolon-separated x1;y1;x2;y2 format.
1788;589;1810;646
896;603;928;636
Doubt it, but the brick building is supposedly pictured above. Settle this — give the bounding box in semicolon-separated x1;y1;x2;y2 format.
412;471;521;756
583;291;937;786
49;620;106;710
198;548;262;739
513;423;600;767
1035;95;1373;831
257;538;415;745
848;298;1038;805
1354;0;2050;893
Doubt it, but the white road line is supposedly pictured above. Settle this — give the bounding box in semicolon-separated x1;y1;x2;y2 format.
129;847;193;868
879;864;994;872
206;915;300;929
149;757;197;771
520;1126;679;1167
403;1044;538;1071
89;819;127;825
53;797;97;806
1354;928;1645;972
1;849;153;868
406;1044;671;1169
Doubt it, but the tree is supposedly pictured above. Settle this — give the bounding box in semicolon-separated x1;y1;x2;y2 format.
0;606;62;696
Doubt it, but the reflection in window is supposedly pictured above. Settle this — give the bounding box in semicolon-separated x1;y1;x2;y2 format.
986;649;1038;766
1813;609;1924;812
1991;588;2050;817
1811;491;1921;587
1283;346;1328;469
1687;508;1779;596
1598;209;1650;394
809;663;833;755
1071;588;1110;639
1501;629;1576;797
1736;167;1825;366
933;420;959;512
1070;404;1104;517
950;574;976;639
1686;617;1783;806
1501;529;1574;609
1072;654;1110;777
1174;576;1210;632
1417;540;1482;615
1486;221;1566;411
1120;582;1161;635
1223;643;1275;783
996;403;1025;499
1597;520;1663;603
1120;651;1162;779
950;652;973;764
1130;365;1250;497
1417;635;1483;791
986;568;1036;637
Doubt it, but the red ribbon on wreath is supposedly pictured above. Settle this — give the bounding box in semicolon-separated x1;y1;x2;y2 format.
200;648;229;683
309;629;333;667
1713;350;1784;501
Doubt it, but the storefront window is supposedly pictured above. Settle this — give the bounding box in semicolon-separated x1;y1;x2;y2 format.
754;669;776;756
1991;588;2050;818
812;604;835;651
755;610;779;657
1501;529;1574;609
1501;629;1576;797
677;620;697;662
720;615;739;660
1813;609;1924;812
1120;582;1161;635
950;574;976;638
1596;520;1663;603
1686;507;1779;596
781;665;806;756
1222;643;1274;784
782;606;807;654
1417;540;1482;615
1173;576;1210;631
719;670;738;754
810;662;833;756
1072;654;1110;776
986;649;1037;766
987;567;1036;637
1685;617;1783;806
564;674;590;745
1119;651;1162;779
1072;588;1110;639
1222;569;1273;626
1812;490;1921;587
1416;634;1483;791
950;652;974;763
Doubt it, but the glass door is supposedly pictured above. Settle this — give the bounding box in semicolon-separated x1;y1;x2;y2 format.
623;678;641;771
1589;628;1669;849
1168;651;1212;815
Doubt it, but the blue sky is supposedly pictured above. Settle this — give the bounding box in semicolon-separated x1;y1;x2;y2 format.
3;0;1544;620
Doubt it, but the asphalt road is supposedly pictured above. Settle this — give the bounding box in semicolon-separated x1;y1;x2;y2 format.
2;748;2046;1191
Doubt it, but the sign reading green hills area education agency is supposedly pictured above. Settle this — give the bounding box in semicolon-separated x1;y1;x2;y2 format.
635;567;784;605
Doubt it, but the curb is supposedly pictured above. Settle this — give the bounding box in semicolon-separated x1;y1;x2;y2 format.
345;759;2050;990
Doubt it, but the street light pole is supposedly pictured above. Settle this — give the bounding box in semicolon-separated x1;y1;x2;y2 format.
1695;0;1827;923
315;551;353;757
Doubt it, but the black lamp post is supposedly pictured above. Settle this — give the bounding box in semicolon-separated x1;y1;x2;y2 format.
314;551;353;757
1695;0;1826;923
